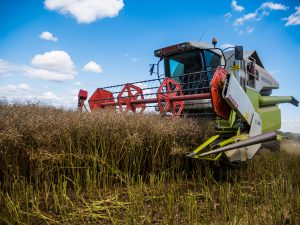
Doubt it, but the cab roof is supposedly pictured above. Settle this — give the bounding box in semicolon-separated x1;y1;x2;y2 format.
244;50;264;68
154;41;265;69
154;41;222;58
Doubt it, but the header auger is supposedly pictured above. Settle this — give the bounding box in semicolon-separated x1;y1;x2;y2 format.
78;38;299;162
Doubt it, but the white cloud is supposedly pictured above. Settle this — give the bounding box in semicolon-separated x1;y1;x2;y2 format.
0;83;33;103
55;89;79;107
284;6;300;26
83;61;102;73
0;84;77;108
27;50;76;81
74;81;82;86
0;59;10;74
260;2;288;11
39;31;58;42
224;12;232;22
0;59;25;77
1;51;76;82
135;83;154;95
237;26;254;35
0;83;30;93
40;91;62;101
259;2;288;17
125;54;140;63
233;2;288;26
19;83;30;90
44;0;124;23
246;26;254;33
244;13;257;20
26;68;75;81
231;0;244;12
224;12;232;21
221;43;235;49
135;83;147;89
234;12;257;26
31;51;74;73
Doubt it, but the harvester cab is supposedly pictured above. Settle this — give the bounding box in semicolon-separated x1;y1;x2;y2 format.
78;38;298;163
152;42;223;116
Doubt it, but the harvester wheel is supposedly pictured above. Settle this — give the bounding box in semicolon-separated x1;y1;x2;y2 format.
157;78;184;117
117;84;146;113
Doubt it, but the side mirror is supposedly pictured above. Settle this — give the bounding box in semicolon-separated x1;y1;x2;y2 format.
149;64;155;75
235;46;243;60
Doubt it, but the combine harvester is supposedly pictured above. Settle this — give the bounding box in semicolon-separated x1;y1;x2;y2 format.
78;38;298;162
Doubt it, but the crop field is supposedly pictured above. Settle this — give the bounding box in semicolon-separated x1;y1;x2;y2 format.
0;102;300;224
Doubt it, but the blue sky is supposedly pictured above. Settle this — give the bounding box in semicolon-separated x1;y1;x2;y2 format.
0;0;299;132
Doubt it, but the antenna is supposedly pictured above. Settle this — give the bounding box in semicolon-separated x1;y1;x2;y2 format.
198;29;206;42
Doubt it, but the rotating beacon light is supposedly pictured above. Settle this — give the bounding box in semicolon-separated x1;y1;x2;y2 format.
212;37;217;48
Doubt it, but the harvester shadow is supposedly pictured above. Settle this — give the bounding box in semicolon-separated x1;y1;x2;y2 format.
181;156;248;184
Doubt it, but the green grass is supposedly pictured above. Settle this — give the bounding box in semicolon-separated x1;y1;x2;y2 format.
0;102;299;224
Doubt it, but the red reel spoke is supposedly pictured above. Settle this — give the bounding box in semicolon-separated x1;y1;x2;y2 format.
127;87;133;97
174;85;181;92
164;101;170;111
166;82;171;93
157;78;184;117
134;89;141;98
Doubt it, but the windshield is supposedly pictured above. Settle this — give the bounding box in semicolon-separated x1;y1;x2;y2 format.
163;49;221;94
164;50;203;78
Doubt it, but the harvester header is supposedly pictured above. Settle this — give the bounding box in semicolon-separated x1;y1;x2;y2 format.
78;39;298;162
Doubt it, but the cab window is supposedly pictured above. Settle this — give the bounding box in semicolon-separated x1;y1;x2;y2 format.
164;50;204;78
169;60;184;77
203;50;221;79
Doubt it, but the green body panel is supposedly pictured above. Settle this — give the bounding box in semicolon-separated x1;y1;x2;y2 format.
259;96;293;106
217;111;236;129
259;106;281;132
246;88;259;111
246;88;281;132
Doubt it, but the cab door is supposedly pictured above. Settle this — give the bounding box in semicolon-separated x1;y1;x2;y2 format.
203;50;221;80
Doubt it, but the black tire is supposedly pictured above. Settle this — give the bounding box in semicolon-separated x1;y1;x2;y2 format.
260;140;281;153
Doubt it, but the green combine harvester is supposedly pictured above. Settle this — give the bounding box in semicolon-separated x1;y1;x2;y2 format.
78;38;299;162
